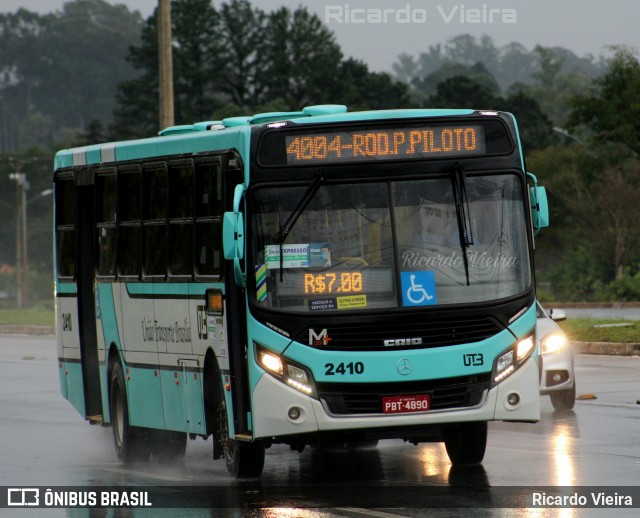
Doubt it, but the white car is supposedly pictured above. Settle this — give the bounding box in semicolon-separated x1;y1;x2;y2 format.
537;302;576;411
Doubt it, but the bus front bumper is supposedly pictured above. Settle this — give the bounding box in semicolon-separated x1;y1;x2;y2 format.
251;356;540;439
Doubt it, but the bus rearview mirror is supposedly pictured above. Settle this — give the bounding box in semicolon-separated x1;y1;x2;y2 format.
223;212;244;261
530;185;549;233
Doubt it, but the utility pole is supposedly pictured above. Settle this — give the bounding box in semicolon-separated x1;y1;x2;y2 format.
9;165;29;309
158;0;175;131
14;169;22;309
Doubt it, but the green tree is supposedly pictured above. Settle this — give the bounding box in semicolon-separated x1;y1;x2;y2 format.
499;91;554;153
111;0;409;138
428;75;498;109
0;0;142;151
111;0;224;138
531;45;564;88
75;119;107;146
332;58;410;110
529;139;640;293
509;45;598;127
263;6;343;108
527;145;601;299
109;9;159;139
415;62;500;102
392;35;605;110
444;34;500;73
570;48;640;156
172;0;223;123
216;0;267;108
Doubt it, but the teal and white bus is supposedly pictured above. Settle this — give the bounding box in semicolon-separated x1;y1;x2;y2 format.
54;105;549;477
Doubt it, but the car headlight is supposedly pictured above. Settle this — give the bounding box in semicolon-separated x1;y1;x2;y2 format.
540;331;568;355
492;334;535;386
255;343;317;398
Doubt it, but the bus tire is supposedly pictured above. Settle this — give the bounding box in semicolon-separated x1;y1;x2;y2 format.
110;362;150;464
225;440;266;478
214;372;265;478
442;421;487;466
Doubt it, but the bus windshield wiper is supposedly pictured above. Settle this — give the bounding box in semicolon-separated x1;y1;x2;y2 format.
450;163;474;285
273;174;324;280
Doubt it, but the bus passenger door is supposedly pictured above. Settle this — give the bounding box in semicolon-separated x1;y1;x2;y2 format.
75;181;102;420
221;157;250;436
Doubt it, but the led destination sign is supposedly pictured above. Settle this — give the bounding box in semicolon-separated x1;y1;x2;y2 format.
285;125;486;164
304;272;363;294
273;268;394;298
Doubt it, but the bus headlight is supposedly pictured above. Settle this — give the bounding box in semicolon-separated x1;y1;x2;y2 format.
258;349;283;376
517;336;535;360
492;334;535;386
255;344;317;398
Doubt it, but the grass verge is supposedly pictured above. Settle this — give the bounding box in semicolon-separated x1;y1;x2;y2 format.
0;306;55;327
559;318;640;343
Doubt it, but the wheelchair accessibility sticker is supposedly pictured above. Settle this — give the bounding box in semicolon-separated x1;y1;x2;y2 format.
401;271;437;306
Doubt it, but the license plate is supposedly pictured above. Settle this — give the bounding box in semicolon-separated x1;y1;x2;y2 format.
382;394;430;414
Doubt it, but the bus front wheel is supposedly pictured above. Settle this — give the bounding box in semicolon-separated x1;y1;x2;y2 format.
110;362;150;463
442;421;487;466
214;374;265;478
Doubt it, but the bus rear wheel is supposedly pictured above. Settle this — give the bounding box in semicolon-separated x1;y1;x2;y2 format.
442;421;487;466
110;362;150;463
214;373;265;478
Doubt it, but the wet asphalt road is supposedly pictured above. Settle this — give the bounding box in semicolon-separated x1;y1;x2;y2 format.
1;335;639;517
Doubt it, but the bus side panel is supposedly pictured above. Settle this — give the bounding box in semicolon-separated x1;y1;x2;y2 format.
188;284;225;435
63;362;86;418
155;286;192;433
57;291;86;417
190;284;233;437
159;359;188;432
181;359;206;434
55;291;68;401
117;283;165;429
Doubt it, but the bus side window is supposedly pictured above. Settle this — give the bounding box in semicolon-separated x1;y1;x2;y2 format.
142;163;167;278
194;159;222;277
168;161;193;277
169;222;193;276
55;176;76;280
95;170;117;277
118;166;142;278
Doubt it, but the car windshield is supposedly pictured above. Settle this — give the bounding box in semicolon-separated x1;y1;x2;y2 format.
250;174;531;313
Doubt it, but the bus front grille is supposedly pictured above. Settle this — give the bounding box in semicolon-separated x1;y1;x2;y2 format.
305;316;501;350
317;374;491;415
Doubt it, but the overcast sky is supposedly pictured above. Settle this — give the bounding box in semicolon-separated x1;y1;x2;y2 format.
4;1;640;71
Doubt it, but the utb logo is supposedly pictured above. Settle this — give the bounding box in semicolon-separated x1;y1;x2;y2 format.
309;328;332;346
196;305;208;340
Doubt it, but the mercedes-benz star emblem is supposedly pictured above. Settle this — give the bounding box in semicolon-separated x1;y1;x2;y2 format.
396;358;413;376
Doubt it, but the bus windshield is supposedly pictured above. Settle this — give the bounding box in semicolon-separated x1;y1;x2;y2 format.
250;173;531;313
